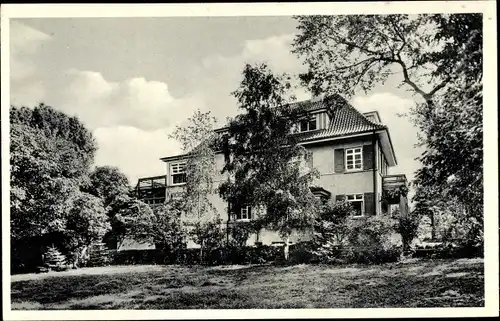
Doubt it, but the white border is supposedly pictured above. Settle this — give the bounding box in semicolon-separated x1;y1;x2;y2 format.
1;1;498;320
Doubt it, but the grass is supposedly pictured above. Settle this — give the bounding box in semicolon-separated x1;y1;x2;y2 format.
11;258;484;310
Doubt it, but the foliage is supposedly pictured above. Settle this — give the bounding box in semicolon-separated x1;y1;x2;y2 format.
99;194;153;249
219;63;320;259
169;110;218;221
10;104;97;242
43;246;68;271
87;166;131;208
10;104;104;271
293;13;483;245
311;200;356;263
228;222;256;247
411;74;483;243
129;201;187;254
343;216;401;264
64;193;110;266
395;212;420;253
189;216;225;263
292;14;481;102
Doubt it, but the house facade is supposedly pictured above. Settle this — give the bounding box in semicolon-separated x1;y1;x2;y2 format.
134;94;408;249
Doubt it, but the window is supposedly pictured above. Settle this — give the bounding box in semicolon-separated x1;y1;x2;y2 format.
170;162;187;185
346;194;364;217
346;147;363;171
299;115;318;132
235;205;252;220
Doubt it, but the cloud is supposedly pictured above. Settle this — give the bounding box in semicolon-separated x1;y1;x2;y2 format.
51;69;204;131
10;21;52;106
190;33;310;124
93;126;182;184
351;92;424;187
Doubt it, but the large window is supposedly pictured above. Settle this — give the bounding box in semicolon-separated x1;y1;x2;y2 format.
170;162;187;185
235;205;252;220
346;194;364;217
346;147;363;171
299;115;318;132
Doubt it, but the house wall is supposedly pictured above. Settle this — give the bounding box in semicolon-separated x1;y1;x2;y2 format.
306;138;374;197
156;134;401;248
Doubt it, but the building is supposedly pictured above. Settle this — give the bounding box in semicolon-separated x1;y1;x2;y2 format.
135;94;408;248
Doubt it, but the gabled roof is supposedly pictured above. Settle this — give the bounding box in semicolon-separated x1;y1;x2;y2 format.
161;94;397;165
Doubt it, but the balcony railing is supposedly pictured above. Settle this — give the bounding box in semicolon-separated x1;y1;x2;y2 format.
136;175;167;203
382;174;408;191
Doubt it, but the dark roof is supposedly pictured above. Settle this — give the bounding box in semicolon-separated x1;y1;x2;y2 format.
162;94;388;161
293;96;386;143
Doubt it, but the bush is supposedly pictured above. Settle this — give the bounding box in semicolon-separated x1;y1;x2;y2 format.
43;246;69;271
111;249;170;265
414;242;483;259
345;216;402;264
396;213;420;253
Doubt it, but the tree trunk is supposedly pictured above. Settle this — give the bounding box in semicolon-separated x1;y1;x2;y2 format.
284;234;290;261
430;212;436;241
200;239;204;264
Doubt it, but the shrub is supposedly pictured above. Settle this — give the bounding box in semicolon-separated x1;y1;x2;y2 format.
344;216;402;264
43;246;69;271
190;216;225;264
396;213;420;253
311;200;355;263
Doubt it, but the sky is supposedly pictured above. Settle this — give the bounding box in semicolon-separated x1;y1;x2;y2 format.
9;17;423;190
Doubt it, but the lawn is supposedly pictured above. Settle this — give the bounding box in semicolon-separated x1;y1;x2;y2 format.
11;258;484;310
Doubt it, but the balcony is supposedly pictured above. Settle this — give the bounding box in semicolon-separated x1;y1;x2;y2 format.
382;174;408;191
382;174;408;205
136;175;167;205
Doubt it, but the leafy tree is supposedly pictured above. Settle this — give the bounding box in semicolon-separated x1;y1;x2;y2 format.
111;197;154;249
292;14;483;242
126;200;187;256
10;104;98;250
64;193;110;267
292;14;481;103
86;166;140;249
87;166;131;208
411;72;483;243
219;63;320;260
169;110;218;222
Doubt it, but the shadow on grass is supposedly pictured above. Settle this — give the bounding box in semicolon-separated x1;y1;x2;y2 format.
11;258;484;309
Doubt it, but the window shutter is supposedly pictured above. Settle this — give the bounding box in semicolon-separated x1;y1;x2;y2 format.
363;144;374;170
335;195;345;202
334;149;345;173
306;151;313;169
364;192;375;216
248;206;252;219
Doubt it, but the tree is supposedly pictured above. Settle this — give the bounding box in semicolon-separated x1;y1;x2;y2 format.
87;166;131;208
64;193;110;267
110;197;154;249
10;103;105;270
10;104;97;242
169;110;218;223
86;166;137;249
219;63;320;260
126;200;187;257
292;14;481;103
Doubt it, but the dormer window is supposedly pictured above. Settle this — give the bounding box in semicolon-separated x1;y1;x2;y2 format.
299;115;318;132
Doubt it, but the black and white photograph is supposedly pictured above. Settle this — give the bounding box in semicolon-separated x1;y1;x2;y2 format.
1;2;498;319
